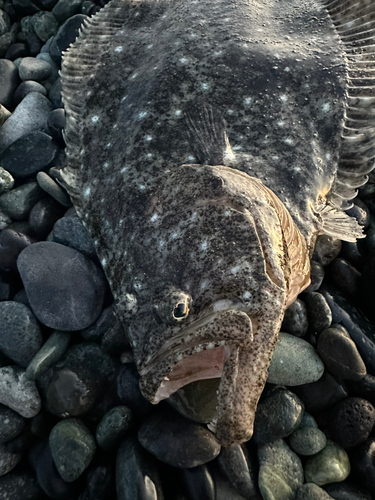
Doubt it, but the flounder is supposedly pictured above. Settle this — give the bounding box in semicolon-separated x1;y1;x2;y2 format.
59;0;375;446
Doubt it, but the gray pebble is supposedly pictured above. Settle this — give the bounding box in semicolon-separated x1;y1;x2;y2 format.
313;235;342;267
268;332;324;386
305;292;332;333
96;406;132;451
0;444;21;477
296;483;334;500
36;52;59;83
25;330;71;380
0;92;52;153
37;171;72;207
52;214;95;257
52;0;84;23
0;301;42;368
49;418;96;482
289;427;327;456
0;210;11;230
258;439;304;500
31;11;59;43
304;440;351;486
305;261;325;293
0;366;41;418
0;181;43;220
0;167;14;194
282;299;308;337
0;404;25;444
0;10;10;36
18;57;52;82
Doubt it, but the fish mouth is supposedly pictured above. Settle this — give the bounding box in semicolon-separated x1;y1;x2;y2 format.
138;307;253;415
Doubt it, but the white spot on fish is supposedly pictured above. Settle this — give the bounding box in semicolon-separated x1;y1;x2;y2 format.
231;266;240;275
106;143;111;148
224;210;231;216
175;110;182;116
83;187;91;198
138;111;148;119
277;121;285;127
119;219;123;225
200;280;209;290
114;46;123;53
121;167;128;173
86;90;92;97
214;50;223;56
189;33;197;38
139;184;146;190
322;102;331;113
191;212;197;221
201;83;210;91
103;162;109;169
171;232;178;239
147;44;153;49
150;213;158;222
232;145;242;151
146;135;152;141
279;94;288;103
176;353;183;361
121;96;127;102
91;115;99;123
188;155;195;162
180;57;188;64
195;346;203;353
243;291;252;300
284;138;294;146
101;258;107;266
147;153;153;158
272;156;279;161
158;240;165;248
284;67;291;72
244;97;252;105
227;109;234;115
293;166;301;172
326;153;331;160
214;299;233;311
130;73;138;79
200;240;208;251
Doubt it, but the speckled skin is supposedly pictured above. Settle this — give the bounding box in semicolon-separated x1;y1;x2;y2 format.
60;0;372;445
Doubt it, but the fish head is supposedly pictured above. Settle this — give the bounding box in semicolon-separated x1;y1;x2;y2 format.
116;163;310;446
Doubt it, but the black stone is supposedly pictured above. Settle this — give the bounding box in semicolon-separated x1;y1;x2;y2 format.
116;437;163;500
5;42;29;60
138;407;221;468
0;131;59;178
327;258;361;299
17;241;107;330
117;363;153;417
217;444;258;499
292;371;348;413
81;305;118;342
12;288;30;307
182;465;215;500
48;76;62;108
79;464;116;500
305;260;325;293
49;15;88;65
12;0;41;15
327;397;375;448
304;292;332;334
13;80;47;105
52;214;96;258
324;480;372;500
312;235;342;267
0;59;19;109
0;229;33;273
0;277;10;301
253;388;304;444
48;108;65;145
0;404;24;444
0;182;44;220
96;405;132;451
29;197;66;238
350;438;375;497
346;374;375;407
282;298;308;337
25;32;42;57
340;241;364;271
0;472;42;500
358;251;375;324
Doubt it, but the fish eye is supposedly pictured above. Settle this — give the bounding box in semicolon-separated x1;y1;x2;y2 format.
173;302;189;320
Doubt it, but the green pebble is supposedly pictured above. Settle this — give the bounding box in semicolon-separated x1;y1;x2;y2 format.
0;182;42;220
96;406;132;451
25;330;71;380
304;440;350;486
49;418;96;482
0;167;14;194
36;172;72;207
298;412;318;429
289;427;327;456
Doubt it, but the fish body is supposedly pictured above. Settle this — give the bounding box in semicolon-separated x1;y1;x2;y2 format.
60;0;374;445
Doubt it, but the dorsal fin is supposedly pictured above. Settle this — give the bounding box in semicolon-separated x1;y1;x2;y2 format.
325;0;375;211
183;102;236;166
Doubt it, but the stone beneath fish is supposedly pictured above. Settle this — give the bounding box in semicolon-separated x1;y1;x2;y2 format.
60;0;375;445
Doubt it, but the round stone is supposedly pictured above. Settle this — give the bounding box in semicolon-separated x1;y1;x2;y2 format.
282;299;308;337
305;260;325;293
304;293;332;334
217;444;258;499
17;241;107;331
0;472;42;500
25;330;71;381
49;418;96;482
52;213;96;257
253;388;304;444
18;57;52;82
317;328;366;381
0;181;43;220
296;483;334;500
0;59;19;109
13;80;47;105
328;397;375;448
5;43;29;62
289;426;327;456
0;366;41;418
312;236;342;267
0;229;33;273
28;197;66;238
304;440;350;486
47;108;65;144
0;301;42;367
31;11;59;42
37;171;72;207
0;92;52;153
0;404;25;444
267;332;324;386
138;407;221;468
96;406;132;451
52;0;84;24
258;439;304;500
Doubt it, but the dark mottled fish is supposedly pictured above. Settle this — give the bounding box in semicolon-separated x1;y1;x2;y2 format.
60;0;375;445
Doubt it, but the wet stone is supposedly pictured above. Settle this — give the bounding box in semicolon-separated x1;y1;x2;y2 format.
182;465;215;500
0;229;33;273
324;481;372;500
328;258;361;299
317;327;366;381
167;378;220;424
52;213;95;257
117;363;153;417
37;171;72;207
0;444;21;476
305;261;325;293
0;472;42;500
0;366;41;418
18;56;52;82
0;181;43;220
327;397;375;448
254;388;304;444
13;80;47;105
0;92;52;153
25;330;71;380
52;0;84;24
292;371;348;413
282;299;308;337
304;440;350;486
312;236;342;267
267;332;324;386
0;404;25;443
116;437;163;500
31;11;59;42
28;197;66;238
96;405;132;451
138;407;221;468
346;374;375;407
17;241;107;331
5;42;29;61
47;107;65;144
0;278;10;301
304;292;332;334
80;463;116;500
49;14;87;65
258;439;304;500
0;167;14;194
0;59;19;109
48;76;62;108
296;483;334;500
288;426;327;456
0;301;42;367
217;444;258;499
49;418;96;482
81;305;118;342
